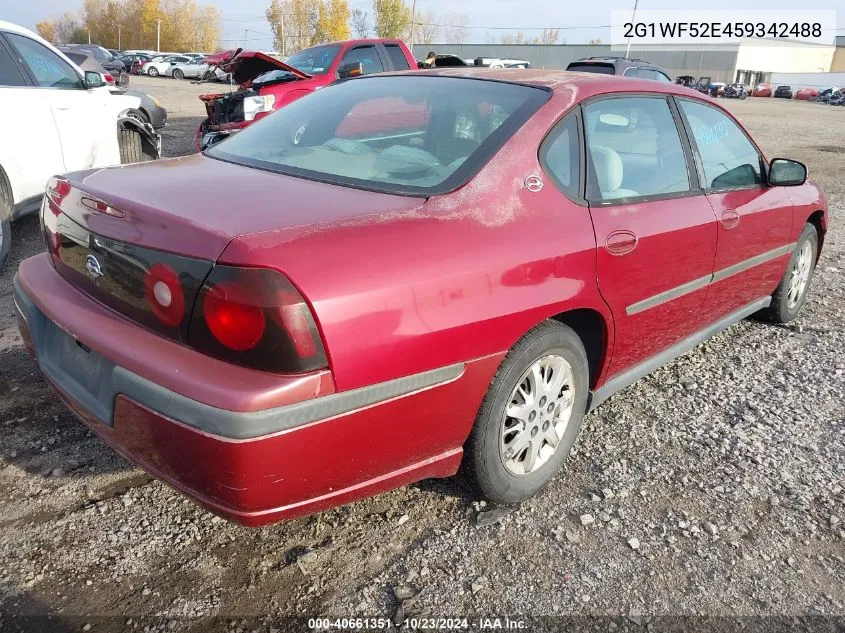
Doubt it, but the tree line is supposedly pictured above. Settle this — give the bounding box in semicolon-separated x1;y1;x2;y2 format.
35;0;566;56
36;0;221;52
263;0;563;56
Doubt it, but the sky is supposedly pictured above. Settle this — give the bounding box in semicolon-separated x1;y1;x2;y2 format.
7;0;843;52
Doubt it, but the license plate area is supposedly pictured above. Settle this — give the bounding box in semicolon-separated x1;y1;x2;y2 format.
39;319;117;426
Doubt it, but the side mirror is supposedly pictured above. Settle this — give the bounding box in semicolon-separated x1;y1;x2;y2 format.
85;71;105;88
769;158;807;186
337;61;363;79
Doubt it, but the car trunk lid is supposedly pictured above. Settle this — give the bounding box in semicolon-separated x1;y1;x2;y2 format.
44;155;425;343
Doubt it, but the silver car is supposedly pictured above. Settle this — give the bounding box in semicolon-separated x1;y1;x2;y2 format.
166;57;205;79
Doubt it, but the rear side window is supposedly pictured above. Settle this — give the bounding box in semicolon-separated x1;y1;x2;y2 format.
5;33;82;89
583;96;690;201
384;44;410;70
540;116;580;199
0;38;27;86
678;100;762;189
340;45;384;75
567;63;614;74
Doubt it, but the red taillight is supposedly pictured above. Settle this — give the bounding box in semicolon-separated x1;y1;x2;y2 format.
144;263;185;328
189;266;327;372
45;177;71;216
202;281;266;351
105;74;114;84
272;290;317;358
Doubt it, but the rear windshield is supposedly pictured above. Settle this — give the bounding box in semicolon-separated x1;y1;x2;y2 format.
207;75;550;196
567;63;615;74
284;44;341;75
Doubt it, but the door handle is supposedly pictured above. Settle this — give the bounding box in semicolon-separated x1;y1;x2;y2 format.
720;209;740;229
605;230;638;255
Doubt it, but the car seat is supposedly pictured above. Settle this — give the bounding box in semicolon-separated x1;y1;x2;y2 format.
589;145;638;199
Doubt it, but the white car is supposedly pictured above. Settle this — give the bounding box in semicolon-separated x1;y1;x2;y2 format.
143;55;191;77
0;21;160;267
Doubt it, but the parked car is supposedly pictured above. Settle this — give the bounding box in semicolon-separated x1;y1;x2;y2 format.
814;87;842;104
417;53;467;68
795;87;819;101
723;83;748;99
142;55;191;76
469;57;531;69
197;61;231;82
675;75;696;88
60;49;124;85
166;57;206;79
16;68;826;525
774;85;793;99
62;43;128;84
197;39;417;150
566;56;672;82
118;53;152;73
0;20;160;267
752;83;772;97
709;81;726;97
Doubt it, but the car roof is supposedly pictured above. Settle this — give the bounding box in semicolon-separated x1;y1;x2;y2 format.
377;67;702;99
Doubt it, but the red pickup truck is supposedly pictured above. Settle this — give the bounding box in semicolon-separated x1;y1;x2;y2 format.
197;39;417;150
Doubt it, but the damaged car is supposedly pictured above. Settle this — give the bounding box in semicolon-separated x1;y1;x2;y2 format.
196;39;416;150
0;20;160;267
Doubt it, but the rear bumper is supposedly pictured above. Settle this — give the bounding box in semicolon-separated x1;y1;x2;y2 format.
16;254;499;525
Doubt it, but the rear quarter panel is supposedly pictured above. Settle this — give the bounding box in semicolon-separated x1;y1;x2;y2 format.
220;88;611;393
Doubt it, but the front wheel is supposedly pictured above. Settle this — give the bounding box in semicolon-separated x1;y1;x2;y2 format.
766;223;818;323
117;71;129;87
172;69;184;80
148;67;159;77
461;321;589;506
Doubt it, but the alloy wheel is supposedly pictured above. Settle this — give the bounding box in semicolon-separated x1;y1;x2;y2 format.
787;241;813;310
499;354;575;476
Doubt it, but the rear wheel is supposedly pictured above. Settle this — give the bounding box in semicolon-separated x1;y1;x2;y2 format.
0;169;11;269
766;223;818;323
119;128;143;164
117;71;129;87
148;66;159;77
172;68;184;80
461;321;589;505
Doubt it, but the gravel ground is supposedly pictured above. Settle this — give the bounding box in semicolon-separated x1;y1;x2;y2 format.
0;79;843;632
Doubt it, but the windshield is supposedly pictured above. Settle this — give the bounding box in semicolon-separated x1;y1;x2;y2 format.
283;44;341;75
207;76;549;196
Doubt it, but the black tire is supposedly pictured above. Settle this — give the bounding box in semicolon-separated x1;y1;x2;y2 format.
119;128;143;163
172;69;184;80
766;223;819;323
461;320;589;506
148;66;158;77
0;169;11;269
117;71;129;87
203;70;215;81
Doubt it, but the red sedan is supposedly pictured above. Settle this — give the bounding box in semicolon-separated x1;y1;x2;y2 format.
752;83;772;97
16;69;827;526
795;87;819;101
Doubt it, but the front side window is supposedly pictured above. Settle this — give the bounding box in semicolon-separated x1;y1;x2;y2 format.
208;76;549;195
285;44;340;75
583;96;690;201
5;33;82;89
384;44;410;70
340;45;384;75
540;116;580;199
679;100;762;189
